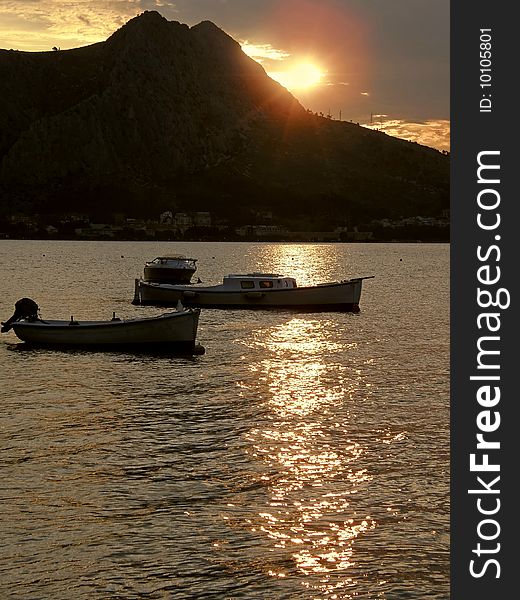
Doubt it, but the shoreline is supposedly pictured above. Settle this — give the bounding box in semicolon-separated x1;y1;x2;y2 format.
0;234;450;244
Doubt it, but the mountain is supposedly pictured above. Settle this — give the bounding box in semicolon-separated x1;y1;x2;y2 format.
0;11;449;228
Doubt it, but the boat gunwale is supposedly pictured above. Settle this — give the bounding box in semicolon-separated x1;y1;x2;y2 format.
12;309;200;331
136;301;360;312
138;278;369;294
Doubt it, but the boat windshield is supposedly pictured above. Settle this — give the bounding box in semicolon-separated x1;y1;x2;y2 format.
150;256;197;265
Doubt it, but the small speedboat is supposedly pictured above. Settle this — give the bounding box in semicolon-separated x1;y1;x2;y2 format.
143;256;198;284
133;273;374;312
2;298;203;353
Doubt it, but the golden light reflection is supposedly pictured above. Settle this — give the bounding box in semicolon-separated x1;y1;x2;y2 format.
237;316;376;595
243;242;354;288
240;318;355;418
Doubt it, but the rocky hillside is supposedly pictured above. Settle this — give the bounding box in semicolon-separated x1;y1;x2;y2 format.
0;11;449;226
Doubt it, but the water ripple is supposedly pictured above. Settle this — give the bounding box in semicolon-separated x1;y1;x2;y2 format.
0;241;449;599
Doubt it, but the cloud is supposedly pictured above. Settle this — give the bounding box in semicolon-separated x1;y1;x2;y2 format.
366;119;450;152
241;41;290;63
77;14;93;27
0;0;178;50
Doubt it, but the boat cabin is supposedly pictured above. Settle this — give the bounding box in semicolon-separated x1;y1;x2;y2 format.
222;273;297;291
146;256;197;269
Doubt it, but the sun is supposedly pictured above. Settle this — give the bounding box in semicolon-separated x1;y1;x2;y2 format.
268;61;325;90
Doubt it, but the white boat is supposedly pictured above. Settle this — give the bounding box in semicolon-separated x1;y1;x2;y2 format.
133;273;373;312
143;256;198;284
2;299;203;352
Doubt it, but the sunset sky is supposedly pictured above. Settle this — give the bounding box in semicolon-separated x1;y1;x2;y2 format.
0;0;450;150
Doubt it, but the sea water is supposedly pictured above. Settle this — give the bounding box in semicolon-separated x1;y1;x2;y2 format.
0;241;449;599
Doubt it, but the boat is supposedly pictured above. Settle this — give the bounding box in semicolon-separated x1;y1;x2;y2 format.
133;273;374;312
1;298;204;353
143;256;198;284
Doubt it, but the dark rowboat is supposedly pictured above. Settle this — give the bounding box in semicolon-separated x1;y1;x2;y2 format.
2;299;203;353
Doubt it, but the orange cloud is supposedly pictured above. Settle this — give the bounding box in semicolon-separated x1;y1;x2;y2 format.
0;0;147;50
241;41;290;63
366;119;450;152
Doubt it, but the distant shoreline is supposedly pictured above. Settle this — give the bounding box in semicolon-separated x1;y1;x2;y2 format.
0;235;450;244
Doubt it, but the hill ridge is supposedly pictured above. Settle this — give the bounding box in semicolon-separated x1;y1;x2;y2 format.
0;11;449;228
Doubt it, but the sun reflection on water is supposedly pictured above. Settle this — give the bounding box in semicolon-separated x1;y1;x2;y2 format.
241;242;357;287
238;316;376;596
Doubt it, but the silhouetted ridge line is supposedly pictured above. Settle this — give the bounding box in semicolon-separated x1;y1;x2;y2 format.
0;11;448;229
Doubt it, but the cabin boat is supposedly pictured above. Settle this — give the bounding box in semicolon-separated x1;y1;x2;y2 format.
133;273;373;312
143;256;198;284
2;299;203;353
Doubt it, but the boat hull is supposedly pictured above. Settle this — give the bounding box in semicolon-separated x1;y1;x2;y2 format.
134;279;365;312
143;265;196;284
11;310;201;351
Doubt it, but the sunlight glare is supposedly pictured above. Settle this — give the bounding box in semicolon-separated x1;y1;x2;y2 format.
269;61;325;90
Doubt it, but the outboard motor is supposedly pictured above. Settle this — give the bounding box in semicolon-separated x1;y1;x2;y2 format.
1;298;39;333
